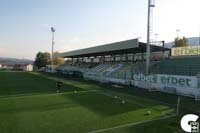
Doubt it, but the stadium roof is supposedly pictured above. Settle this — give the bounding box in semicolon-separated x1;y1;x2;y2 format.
60;38;170;58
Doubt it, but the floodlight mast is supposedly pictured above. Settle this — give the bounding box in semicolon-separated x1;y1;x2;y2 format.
176;29;180;38
155;33;159;45
199;31;200;45
51;27;55;72
177;96;180;115
146;0;155;74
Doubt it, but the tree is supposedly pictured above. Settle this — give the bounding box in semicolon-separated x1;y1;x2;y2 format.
54;57;65;65
53;51;65;65
173;36;189;47
34;52;51;69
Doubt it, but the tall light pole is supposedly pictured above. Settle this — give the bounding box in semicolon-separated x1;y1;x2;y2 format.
51;27;55;72
176;29;180;38
177;96;181;115
155;33;159;45
138;36;142;41
199;31;200;45
146;0;155;74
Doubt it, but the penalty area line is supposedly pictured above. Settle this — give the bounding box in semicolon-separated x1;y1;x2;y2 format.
88;114;177;133
0;89;98;99
96;91;146;108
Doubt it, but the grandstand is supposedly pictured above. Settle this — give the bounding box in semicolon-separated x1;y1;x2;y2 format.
59;38;169;78
59;38;200;99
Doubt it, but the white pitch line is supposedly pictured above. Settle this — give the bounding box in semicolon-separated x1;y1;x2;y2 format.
102;89;174;107
88;114;177;133
97;91;177;115
97;91;146;107
0;89;98;99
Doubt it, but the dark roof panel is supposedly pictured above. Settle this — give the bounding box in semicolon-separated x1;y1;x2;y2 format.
60;38;170;58
61;39;139;57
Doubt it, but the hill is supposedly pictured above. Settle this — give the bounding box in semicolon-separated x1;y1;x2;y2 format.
0;57;33;65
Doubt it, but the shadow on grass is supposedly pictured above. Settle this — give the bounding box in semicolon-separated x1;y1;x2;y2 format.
0;99;78;114
62;91;144;116
0;71;84;98
29;72;200;114
2;71;198;117
98;84;200;113
31;72;174;116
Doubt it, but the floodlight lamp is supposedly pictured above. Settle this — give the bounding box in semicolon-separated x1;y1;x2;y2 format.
150;0;155;7
51;27;55;32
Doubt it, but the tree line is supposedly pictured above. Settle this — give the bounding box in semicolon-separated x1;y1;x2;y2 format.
34;51;65;69
173;36;189;47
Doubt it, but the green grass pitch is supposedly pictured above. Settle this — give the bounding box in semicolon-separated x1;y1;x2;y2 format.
0;71;199;133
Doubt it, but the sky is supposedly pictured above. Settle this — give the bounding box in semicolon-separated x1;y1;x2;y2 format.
0;0;199;59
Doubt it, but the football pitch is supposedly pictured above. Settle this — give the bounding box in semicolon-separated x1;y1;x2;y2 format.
0;71;199;133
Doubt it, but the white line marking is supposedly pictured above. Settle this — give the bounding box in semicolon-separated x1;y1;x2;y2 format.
88;114;177;133
97;91;146;107
0;90;97;99
102;89;174;106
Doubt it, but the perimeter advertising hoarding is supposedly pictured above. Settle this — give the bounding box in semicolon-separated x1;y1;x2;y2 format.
131;74;200;97
156;74;198;88
100;73;200;97
132;74;198;88
171;45;200;56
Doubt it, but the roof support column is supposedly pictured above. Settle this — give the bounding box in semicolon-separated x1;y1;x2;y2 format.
125;54;128;62
112;55;115;63
141;52;144;61
102;56;105;63
91;57;94;63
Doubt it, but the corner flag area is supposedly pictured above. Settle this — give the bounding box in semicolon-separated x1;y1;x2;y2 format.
0;71;199;133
